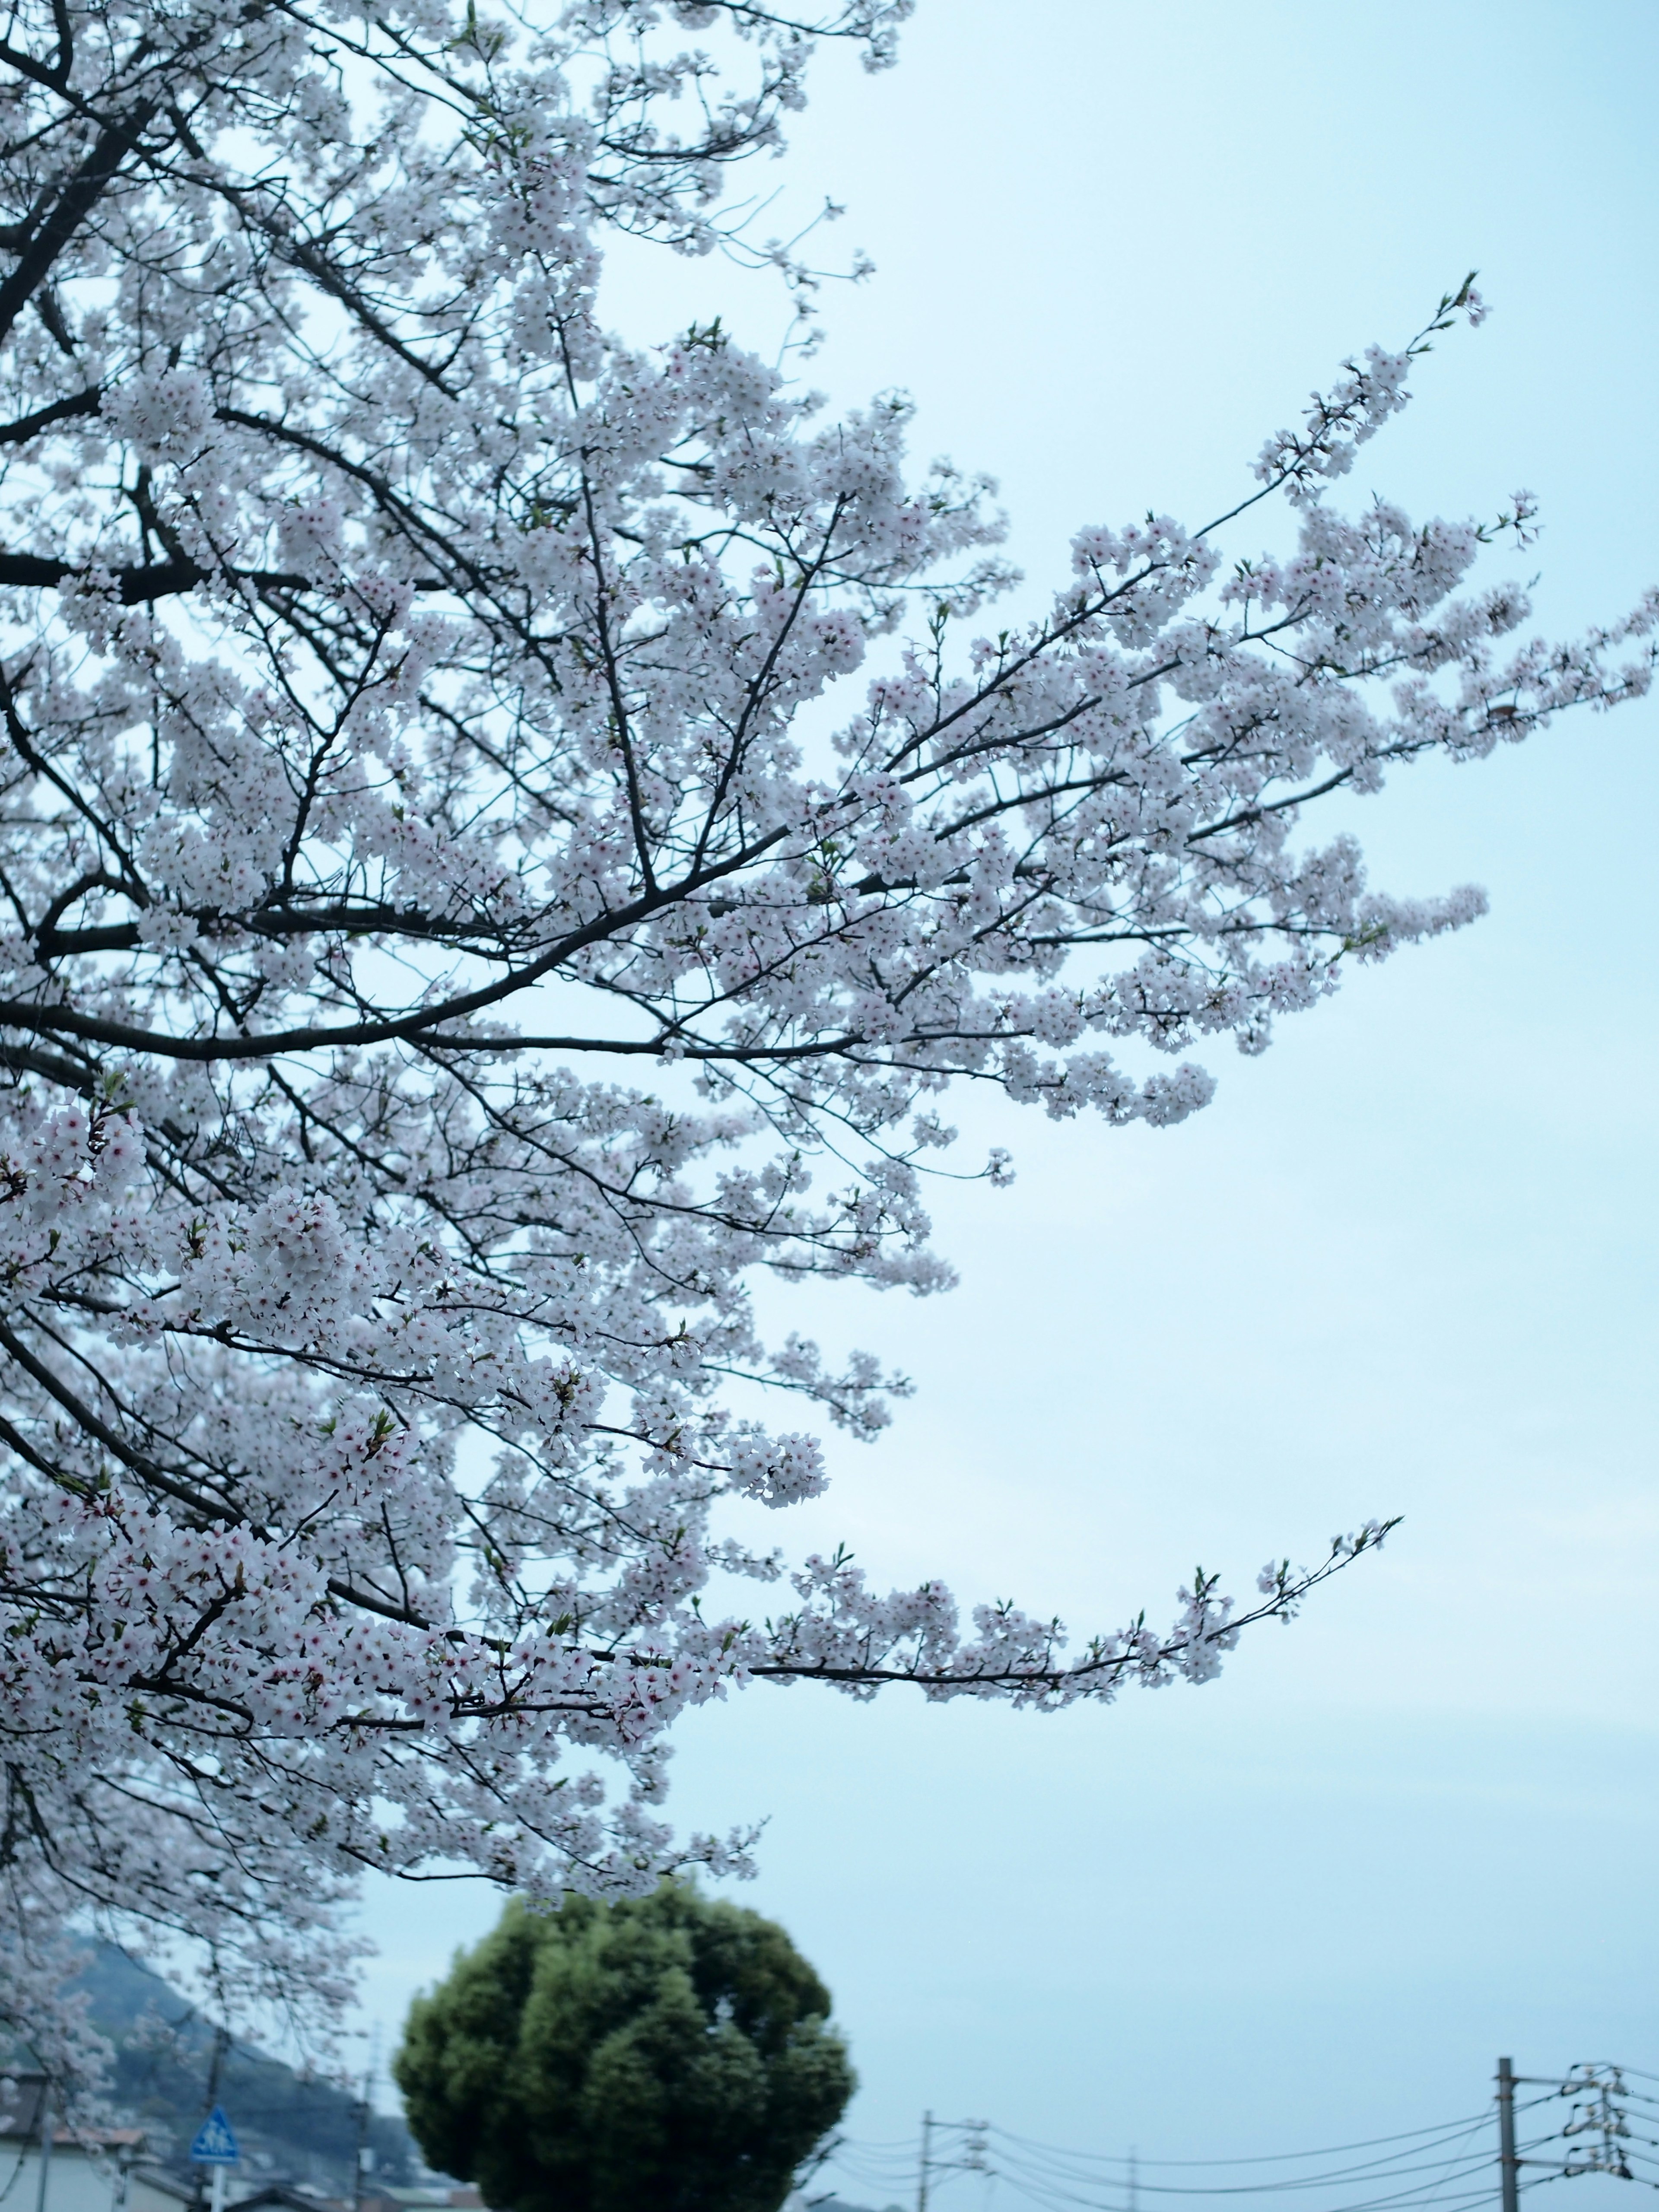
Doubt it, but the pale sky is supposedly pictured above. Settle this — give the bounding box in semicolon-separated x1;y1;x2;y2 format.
350;3;1659;2201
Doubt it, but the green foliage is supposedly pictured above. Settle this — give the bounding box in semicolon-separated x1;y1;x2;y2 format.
394;1882;855;2212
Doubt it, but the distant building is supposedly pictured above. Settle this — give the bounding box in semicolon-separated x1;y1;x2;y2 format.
2;2079;283;2212
0;2082;473;2212
0;2075;174;2212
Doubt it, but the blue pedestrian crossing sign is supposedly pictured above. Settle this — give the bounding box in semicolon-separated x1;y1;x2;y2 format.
191;2108;240;2165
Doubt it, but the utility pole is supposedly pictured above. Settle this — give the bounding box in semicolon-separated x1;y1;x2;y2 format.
32;2079;53;2212
917;2112;934;2212
1497;2057;1519;2212
353;2027;381;2212
191;2028;231;2212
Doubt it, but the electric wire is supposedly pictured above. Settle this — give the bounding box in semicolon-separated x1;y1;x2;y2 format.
980;2146;1501;2202
961;2167;1506;2212
969;2101;1554;2178
822;2073;1654;2212
842;2124;1506;2212
987;2117;1498;2171
980;2165;1498;2212
982;2118;1506;2197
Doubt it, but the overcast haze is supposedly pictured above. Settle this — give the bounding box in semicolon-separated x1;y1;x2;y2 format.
349;2;1659;2195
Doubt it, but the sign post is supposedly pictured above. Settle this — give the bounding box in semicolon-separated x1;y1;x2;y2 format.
190;2107;240;2212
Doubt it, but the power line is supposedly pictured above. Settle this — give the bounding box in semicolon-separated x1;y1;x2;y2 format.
984;2121;1503;2198
820;2059;1659;2212
986;2119;1497;2173
983;2144;1504;2212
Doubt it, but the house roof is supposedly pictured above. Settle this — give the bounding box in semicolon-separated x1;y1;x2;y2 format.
130;2165;196;2205
0;2075;48;2139
0;2076;146;2153
229;2191;332;2210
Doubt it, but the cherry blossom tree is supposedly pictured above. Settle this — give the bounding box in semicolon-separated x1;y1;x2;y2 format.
0;0;1651;2093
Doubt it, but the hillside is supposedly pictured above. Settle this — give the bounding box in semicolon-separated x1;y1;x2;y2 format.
71;1946;420;2197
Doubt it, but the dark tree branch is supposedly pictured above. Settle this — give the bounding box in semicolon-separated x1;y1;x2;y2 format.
0;385;99;443
0;100;158;347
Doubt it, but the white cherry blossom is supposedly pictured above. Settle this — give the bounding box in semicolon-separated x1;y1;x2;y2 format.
0;0;1649;2092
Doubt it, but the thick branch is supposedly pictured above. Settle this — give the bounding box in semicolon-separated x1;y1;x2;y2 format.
0;386;99;444
0;101;157;347
0;550;324;603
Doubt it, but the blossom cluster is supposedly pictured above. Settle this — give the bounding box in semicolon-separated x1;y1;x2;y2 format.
0;0;1648;2089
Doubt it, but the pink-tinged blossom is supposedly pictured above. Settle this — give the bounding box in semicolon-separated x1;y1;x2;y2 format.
0;0;1645;2098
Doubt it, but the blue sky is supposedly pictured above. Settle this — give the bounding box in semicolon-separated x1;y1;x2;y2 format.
352;2;1659;2196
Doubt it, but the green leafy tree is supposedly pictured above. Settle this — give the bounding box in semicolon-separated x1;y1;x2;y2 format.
394;1885;855;2212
